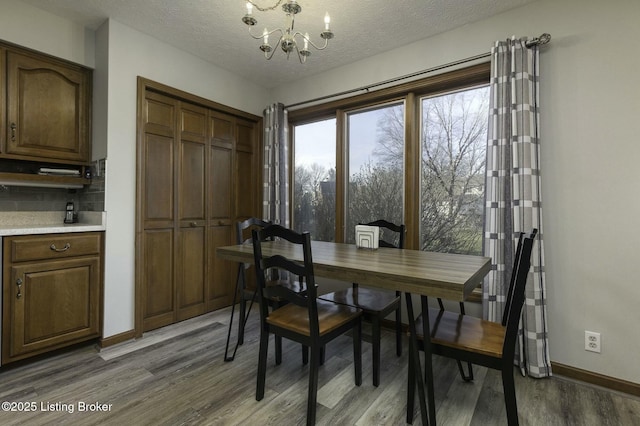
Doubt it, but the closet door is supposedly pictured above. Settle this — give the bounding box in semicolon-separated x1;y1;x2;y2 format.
235;118;258;220
141;91;177;331
176;102;208;320
207;111;235;311
137;81;261;334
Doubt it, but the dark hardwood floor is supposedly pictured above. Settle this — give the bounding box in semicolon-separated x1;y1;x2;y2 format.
0;307;638;425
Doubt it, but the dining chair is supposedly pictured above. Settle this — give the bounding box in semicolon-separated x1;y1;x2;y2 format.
223;217;306;362
320;219;403;387
407;229;537;426
253;224;363;425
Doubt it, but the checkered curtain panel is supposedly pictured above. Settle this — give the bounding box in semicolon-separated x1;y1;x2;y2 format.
483;38;551;378
262;103;290;227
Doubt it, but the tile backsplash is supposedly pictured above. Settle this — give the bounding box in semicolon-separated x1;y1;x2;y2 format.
0;159;106;212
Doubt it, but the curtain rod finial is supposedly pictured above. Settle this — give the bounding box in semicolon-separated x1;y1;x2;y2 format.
526;33;551;47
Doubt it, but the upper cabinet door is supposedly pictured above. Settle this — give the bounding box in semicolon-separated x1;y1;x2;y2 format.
5;51;91;164
0;47;5;154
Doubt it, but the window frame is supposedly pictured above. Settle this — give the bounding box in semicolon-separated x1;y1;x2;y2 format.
288;62;490;247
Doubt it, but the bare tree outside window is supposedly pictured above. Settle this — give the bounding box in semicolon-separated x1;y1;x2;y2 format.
361;87;488;254
420;87;489;254
293;119;336;241
346;104;404;244
293;85;488;253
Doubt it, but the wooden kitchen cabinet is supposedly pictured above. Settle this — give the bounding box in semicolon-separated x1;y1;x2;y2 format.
2;232;103;364
2;46;91;164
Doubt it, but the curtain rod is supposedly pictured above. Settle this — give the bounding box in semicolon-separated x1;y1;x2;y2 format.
285;33;551;110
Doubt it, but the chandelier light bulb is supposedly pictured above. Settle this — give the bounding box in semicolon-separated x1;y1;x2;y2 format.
324;12;331;30
304;32;309;50
246;2;253;15
262;28;269;44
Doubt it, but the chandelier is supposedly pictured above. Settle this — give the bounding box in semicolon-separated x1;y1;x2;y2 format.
242;1;334;63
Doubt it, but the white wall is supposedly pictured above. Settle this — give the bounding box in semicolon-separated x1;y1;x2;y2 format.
0;0;94;67
273;0;640;384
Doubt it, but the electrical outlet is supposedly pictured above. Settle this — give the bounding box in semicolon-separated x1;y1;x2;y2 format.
585;331;601;353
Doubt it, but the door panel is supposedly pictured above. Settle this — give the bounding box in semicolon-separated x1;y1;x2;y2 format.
144;134;174;226
179;140;206;222
143;229;174;331
208;225;234;311
210;145;232;222
177;227;206;320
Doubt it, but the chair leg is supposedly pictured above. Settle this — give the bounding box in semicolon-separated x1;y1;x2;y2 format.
406;335;415;424
320;345;326;365
275;335;283;365
272;301;283;365
456;360;474;382
302;345;309;365
455;301;473;381
502;365;520;426
456;359;473;382
223;266;244;362
307;346;321;426
372;316;381;387
353;319;362;386
395;303;402;356
238;296;247;346
256;330;269;401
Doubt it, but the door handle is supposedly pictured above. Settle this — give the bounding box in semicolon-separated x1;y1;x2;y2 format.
10;123;16;141
16;278;22;299
50;243;71;252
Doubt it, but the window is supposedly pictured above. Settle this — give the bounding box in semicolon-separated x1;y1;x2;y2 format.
293;118;336;241
346;103;404;244
420;87;489;255
290;62;490;252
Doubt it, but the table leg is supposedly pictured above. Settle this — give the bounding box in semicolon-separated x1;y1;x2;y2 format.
224;264;255;362
405;293;429;425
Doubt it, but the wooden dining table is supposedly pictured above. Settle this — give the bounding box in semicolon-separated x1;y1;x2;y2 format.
216;240;492;425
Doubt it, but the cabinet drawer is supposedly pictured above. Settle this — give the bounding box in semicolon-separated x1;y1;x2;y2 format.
8;233;102;262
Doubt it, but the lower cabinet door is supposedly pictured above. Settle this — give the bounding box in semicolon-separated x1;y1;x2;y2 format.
3;256;101;362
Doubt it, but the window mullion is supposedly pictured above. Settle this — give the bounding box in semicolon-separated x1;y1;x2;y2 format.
335;109;346;243
404;92;420;250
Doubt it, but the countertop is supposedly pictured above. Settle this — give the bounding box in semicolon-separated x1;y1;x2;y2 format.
0;211;106;236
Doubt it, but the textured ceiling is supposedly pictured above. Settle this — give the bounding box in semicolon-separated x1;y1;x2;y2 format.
21;0;536;88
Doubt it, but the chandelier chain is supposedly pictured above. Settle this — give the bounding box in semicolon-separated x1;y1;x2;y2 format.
247;0;285;12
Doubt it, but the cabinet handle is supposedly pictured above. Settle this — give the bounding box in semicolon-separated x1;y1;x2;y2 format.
50;243;71;252
16;278;22;299
10;123;16;141
190;222;198;227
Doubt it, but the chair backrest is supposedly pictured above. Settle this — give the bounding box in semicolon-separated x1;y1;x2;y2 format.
252;225;320;335
237;217;272;245
236;218;273;291
501;229;537;360
360;219;405;249
501;229;538;326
